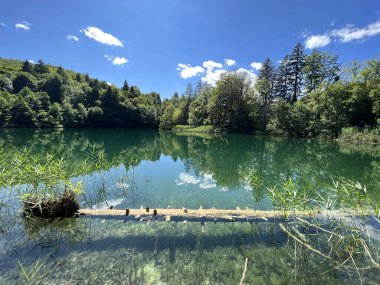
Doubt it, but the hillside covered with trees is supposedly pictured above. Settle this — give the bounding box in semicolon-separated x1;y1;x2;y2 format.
0;58;161;128
1;43;379;139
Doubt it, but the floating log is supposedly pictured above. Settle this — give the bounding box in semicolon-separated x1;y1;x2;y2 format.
77;208;337;223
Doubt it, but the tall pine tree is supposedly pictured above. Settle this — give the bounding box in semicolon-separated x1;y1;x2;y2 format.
288;43;305;103
275;55;292;102
122;80;129;91
21;60;33;73
256;58;275;130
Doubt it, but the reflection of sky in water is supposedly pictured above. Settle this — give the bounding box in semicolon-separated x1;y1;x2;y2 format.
176;172;217;189
78;155;271;210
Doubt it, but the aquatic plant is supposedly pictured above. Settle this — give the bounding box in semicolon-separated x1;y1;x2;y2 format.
267;178;313;213
0;147;119;217
266;177;380;284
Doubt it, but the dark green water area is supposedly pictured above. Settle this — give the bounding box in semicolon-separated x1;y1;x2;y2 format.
0;129;379;284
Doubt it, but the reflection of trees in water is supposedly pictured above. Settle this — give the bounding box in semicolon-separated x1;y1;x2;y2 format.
1;128;378;199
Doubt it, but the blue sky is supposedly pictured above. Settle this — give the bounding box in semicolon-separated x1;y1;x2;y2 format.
1;0;380;98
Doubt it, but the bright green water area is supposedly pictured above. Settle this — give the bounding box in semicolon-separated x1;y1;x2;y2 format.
0;128;379;209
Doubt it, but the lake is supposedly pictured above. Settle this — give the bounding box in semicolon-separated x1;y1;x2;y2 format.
0;128;379;284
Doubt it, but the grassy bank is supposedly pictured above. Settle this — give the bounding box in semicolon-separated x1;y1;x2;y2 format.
172;125;214;133
337;127;380;144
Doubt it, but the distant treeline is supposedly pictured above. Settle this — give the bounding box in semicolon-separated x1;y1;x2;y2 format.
0;58;161;128
161;44;379;138
1;43;379;138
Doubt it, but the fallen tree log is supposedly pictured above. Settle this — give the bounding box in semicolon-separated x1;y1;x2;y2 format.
77;208;355;223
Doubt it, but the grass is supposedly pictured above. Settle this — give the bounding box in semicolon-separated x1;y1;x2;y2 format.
0;147;119;218
173;124;214;133
338;127;380;144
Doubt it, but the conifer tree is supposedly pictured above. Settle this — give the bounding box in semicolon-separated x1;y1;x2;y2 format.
275;55;292;102
288;43;305;103
21;60;33;73
35;59;49;74
122;80;129;91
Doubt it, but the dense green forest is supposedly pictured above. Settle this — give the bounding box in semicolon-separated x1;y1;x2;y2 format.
161;44;380;138
0;43;379;138
0;58;161;128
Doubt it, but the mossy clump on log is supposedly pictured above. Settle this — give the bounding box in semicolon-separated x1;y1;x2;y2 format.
23;191;80;218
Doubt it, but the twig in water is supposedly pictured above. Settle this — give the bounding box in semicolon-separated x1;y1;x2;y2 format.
239;257;248;285
279;223;332;260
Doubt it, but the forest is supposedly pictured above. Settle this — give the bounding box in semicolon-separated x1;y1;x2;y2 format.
0;58;161;128
0;43;379;139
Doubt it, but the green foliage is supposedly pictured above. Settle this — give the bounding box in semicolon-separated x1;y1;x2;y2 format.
0;58;161;128
42;75;63;103
208;72;253;131
160;103;176;129
188;91;210;126
12;72;38;93
0;53;379;140
0;75;13;92
268;178;313;212
303;50;340;93
173;124;213;133
338;127;380;144
288;42;306;103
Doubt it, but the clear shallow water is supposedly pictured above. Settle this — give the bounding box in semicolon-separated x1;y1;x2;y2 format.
0;216;379;285
0;128;379;284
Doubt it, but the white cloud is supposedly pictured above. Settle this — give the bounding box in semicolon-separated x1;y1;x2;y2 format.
224;59;236;66
177;59;257;86
105;54;128;66
177;63;204;79
236;68;257;85
28;60;35;64
203;60;223;71
112;56;128;66
201;60;225;86
66;35;79;42
331;20;380;42
304;20;380;49
305;35;331;49
0;22;6;27
201;68;226;86
250;62;262;71
81;26;123;47
15;21;31;31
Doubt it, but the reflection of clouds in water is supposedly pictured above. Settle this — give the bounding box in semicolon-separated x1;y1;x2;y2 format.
200;173;217;189
116;181;129;189
91;198;125;210
176;172;217;189
176;172;201;185
219;187;229;192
